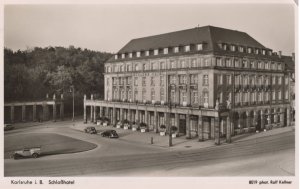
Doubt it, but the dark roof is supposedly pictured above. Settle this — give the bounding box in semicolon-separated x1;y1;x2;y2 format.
117;25;266;54
281;55;295;71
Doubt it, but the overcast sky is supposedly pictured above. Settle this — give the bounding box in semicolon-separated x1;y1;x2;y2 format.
4;3;295;55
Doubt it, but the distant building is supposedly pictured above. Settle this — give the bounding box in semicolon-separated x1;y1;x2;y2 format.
84;26;294;144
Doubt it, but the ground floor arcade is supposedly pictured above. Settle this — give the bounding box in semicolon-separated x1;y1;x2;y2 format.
4;100;64;123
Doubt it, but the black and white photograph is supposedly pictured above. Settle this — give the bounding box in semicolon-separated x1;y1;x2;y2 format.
1;0;298;188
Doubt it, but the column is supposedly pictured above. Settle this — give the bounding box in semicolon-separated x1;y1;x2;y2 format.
93;106;97;123
53;104;56;122
10;106;14;123
210;117;214;139
22;105;26;122
33;105;37;122
112;107;116;125
175;75;180;105
83;104;87;123
120;108;124;122
90;106;94;123
280;108;284;127
105;107;109;117
145;111;149;126
261;110;265;130
198;115;204;141
154;110;158;133
60;103;64;121
287;107;291;126
267;109;271;126
226;116;231;143
214;117;220;145
186;114;191;139
246;111;250;131
128;109;132;122
99;106;103;118
174;113;179;129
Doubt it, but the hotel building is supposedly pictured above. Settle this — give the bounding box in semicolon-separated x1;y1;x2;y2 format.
84;26;293;144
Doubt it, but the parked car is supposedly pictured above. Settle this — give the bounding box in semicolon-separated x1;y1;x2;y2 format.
4;124;14;131
84;126;97;134
100;130;119;138
11;147;41;159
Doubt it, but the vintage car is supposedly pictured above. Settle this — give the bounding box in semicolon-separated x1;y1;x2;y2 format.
100;130;119;138
4;124;14;131
11;147;41;159
84;126;97;134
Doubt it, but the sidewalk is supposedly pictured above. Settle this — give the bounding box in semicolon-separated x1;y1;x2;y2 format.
72;121;294;151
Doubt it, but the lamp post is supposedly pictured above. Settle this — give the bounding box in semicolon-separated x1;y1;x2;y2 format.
168;84;175;147
69;85;75;121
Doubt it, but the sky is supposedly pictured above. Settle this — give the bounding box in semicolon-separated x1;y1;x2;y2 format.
4;3;296;55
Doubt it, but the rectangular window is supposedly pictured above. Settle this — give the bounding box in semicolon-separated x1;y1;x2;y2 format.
160;89;165;101
174;47;179;53
227;75;232;85
160;62;165;69
145;51;149;56
285;77;289;85
197;44;203;51
278;91;282;100
218;75;223;85
170;75;177;84
163;48;168;54
285;91;289;99
190;74;198;84
191;59;197;67
203;92;209;103
216;58;222;66
160;76;164;86
272;76;276;85
184;45;190;52
154;49;159;55
170;60;176;69
203;75;209;86
272;91;276;100
150;77;155;86
121;54;125;59
142;77;146;86
278;76;282;85
114;54;118;60
192;91;198;104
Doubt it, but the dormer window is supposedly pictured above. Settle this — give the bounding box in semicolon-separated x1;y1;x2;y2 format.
239;46;244;52
114;54;118;60
184;45;190;52
129;53;133;58
262;49;266;55
174;47;179;53
154;49;159;55
121;54;125;59
197;44;203;51
230;45;236;51
223;44;227;50
268;50;272;56
247;48;252;53
163;48;168;54
255;49;259;54
145;51;150;56
136;52;141;57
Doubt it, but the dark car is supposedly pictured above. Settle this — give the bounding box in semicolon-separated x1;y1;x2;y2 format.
84;126;97;134
4;124;14;131
100;130;119;138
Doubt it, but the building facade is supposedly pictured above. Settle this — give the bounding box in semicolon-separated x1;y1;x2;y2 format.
84;26;293;144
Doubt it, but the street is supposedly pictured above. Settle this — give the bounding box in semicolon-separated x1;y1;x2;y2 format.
4;121;295;176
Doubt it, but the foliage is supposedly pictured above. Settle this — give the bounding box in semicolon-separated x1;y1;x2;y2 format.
160;125;166;129
4;46;112;115
170;126;178;132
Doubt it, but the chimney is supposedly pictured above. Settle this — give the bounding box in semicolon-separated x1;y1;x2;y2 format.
278;51;282;58
292;53;295;61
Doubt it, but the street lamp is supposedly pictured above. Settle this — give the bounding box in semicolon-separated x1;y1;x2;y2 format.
69;85;75;121
168;84;175;147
